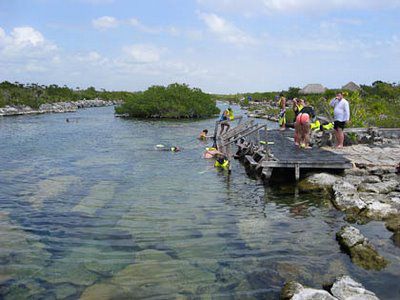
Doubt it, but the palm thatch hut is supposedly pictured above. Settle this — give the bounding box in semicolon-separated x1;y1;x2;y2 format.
342;81;360;91
299;84;327;95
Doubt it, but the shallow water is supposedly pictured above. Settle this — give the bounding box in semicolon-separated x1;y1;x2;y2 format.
0;105;399;299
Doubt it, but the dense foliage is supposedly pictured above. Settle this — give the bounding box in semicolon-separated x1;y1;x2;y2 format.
115;83;219;119
0;81;134;109
215;81;400;128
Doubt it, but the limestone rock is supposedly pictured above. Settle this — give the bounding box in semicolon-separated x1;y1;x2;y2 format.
298;173;338;192
358;180;398;194
364;202;397;220
281;281;336;300
281;276;380;300
344;168;368;177
362;176;381;184
336;225;364;248
330;275;379;300
343;175;364;187
292;288;336;300
367;167;395;176
392;232;400;247
385;216;400;233
336;225;388;271
280;281;305;300
332;181;366;212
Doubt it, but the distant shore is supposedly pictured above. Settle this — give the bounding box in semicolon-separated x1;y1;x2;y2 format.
0;99;123;117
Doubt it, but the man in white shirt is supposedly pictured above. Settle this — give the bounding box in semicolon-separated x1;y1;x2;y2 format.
330;92;350;148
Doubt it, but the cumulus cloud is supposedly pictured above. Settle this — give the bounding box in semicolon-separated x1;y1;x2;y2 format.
198;13;257;45
92;16;118;29
122;44;164;63
128;18;181;36
0;26;57;57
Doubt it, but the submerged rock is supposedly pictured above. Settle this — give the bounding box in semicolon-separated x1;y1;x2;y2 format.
336;225;388;271
385;216;400;247
385;215;400;233
28;175;80;209
80;249;216;298
80;283;124;300
330;275;379;300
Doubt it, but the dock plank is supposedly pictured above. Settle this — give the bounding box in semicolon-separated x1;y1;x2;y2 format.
259;129;351;180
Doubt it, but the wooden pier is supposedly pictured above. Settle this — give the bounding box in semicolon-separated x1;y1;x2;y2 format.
258;129;352;181
213;118;352;180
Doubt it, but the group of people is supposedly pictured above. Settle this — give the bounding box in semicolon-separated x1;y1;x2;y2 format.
199;106;235;169
278;92;350;149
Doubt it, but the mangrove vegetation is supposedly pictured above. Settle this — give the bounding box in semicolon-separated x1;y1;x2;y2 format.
0;81;134;109
115;83;219;119
215;81;400;128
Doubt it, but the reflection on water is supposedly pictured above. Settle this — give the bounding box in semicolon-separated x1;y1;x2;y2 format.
0;106;399;299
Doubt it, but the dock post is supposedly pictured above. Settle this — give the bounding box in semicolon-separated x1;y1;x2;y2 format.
295;164;300;181
262;168;272;181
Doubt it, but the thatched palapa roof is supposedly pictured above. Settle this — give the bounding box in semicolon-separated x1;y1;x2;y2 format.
342;81;360;91
299;84;327;95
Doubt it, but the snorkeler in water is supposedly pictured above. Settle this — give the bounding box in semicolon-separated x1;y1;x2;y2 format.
155;144;181;152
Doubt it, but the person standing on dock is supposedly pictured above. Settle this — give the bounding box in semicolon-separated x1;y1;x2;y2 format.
330;92;350;148
278;95;286;130
219;108;231;135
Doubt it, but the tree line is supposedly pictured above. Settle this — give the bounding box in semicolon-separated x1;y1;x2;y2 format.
0;81;135;109
216;81;400;128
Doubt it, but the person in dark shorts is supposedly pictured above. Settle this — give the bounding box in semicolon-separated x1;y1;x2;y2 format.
330;92;350;148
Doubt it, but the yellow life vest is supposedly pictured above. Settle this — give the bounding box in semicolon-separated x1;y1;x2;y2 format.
214;159;229;168
296;104;304;112
322;122;334;130
310;120;321;131
206;147;216;151
228;110;234;121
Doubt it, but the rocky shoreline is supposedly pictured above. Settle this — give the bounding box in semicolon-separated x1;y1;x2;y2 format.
281;275;380;300
0;99;123;117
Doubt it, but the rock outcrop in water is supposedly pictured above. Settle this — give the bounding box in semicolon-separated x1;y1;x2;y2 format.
0;99;122;116
281;275;380;300
336;225;388;270
299;168;399;222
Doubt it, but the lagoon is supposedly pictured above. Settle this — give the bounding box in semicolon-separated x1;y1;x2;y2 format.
0;105;399;299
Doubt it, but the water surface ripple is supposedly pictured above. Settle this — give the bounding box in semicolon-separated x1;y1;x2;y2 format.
0;106;399;299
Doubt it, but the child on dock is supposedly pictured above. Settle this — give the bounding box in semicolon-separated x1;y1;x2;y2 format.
278;96;286;130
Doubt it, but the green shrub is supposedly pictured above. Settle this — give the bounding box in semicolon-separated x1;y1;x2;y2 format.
115;83;219;119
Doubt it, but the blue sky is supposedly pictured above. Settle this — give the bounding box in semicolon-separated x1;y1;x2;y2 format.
0;0;399;93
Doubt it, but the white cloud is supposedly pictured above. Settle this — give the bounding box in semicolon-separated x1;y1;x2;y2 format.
122;44;164;63
198;13;257;46
92;16;118;29
197;0;400;14
129;18;162;34
128;18;182;37
0;26;57;58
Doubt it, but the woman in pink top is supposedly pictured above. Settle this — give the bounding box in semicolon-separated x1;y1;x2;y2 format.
294;112;311;149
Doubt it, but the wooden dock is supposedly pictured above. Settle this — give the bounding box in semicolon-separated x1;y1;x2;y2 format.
236;128;352;182
259;129;352;181
213;118;352;181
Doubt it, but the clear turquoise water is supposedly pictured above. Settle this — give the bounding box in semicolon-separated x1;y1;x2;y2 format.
0;105;399;299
